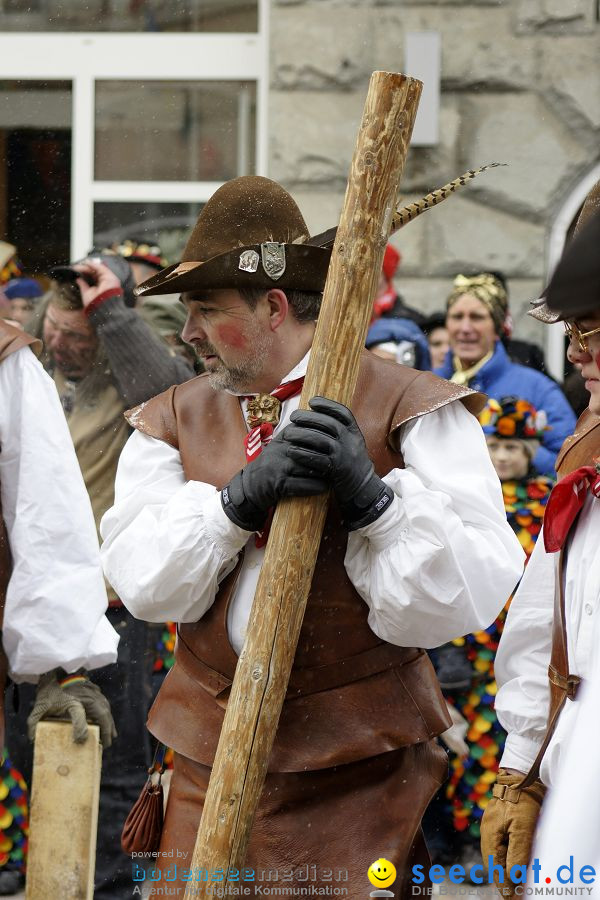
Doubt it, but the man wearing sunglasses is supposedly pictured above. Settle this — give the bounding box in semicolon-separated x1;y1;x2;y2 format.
481;186;600;895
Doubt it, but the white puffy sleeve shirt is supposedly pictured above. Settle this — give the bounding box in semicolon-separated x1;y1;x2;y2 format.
101;396;524;654
0;346;119;680
496;495;600;787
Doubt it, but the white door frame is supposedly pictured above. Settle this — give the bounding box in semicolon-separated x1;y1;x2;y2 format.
0;7;269;260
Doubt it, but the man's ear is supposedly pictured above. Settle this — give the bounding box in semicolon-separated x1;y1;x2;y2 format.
265;289;289;332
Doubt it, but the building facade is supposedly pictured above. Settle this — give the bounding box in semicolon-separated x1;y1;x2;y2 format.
0;0;598;371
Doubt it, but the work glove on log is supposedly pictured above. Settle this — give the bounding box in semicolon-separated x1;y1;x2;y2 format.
480;768;546;898
221;431;329;532
27;669;117;749
284;397;394;530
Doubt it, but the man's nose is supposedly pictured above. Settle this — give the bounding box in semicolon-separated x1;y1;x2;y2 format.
47;330;64;349
182;316;206;344
566;337;591;365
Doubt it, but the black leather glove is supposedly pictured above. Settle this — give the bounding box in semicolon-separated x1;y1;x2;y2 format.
221;433;329;532
284;396;394;530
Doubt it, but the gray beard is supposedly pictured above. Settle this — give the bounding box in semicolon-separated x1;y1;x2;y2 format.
204;331;273;392
206;362;262;392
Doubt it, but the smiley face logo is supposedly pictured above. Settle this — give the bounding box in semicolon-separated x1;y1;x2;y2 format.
368;858;397;889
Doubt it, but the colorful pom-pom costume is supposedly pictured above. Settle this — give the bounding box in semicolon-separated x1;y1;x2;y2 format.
0;755;28;876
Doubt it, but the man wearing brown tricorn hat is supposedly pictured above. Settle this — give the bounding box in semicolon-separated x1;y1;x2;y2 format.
481;182;600;896
101;175;523;896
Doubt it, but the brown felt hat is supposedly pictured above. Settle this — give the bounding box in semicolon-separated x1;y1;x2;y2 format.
529;179;600;324
135;176;331;298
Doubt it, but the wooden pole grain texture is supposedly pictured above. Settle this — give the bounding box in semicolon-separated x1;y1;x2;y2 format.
26;721;101;900
184;70;423;898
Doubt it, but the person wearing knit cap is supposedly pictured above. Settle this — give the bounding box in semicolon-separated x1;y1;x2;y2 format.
435;272;576;474
4;278;43;328
365;316;431;370
481;396;550;482
480;182;600;896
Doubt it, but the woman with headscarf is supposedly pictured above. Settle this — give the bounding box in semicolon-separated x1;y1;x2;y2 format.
435;273;576;474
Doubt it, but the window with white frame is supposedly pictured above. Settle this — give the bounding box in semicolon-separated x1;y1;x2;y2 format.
0;0;267;272
0;1;258;34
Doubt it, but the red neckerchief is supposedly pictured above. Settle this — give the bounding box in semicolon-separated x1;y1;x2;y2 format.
243;376;304;547
543;462;600;553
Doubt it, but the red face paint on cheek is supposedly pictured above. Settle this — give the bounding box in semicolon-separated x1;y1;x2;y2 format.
215;323;248;349
594;350;600;372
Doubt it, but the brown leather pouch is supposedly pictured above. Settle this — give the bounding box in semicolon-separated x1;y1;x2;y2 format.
121;744;166;854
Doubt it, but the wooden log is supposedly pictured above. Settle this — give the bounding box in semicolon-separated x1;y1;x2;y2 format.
26;721;102;900
184;70;423;897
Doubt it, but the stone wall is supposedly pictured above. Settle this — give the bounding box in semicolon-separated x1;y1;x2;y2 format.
269;0;600;344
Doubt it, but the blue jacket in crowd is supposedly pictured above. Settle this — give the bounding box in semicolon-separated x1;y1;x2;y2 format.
435;340;576;475
366;317;431;371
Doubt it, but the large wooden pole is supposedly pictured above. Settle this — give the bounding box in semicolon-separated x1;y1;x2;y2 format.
184;70;422;896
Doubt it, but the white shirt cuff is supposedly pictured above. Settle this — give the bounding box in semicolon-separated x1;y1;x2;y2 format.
353;493;403;551
500;731;544;775
202;489;254;557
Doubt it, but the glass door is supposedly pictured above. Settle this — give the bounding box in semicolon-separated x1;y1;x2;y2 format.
92;78;257;259
0;80;72;272
0;1;268;268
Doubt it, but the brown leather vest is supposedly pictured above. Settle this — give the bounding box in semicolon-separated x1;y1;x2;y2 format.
0;320;42;748
128;352;485;772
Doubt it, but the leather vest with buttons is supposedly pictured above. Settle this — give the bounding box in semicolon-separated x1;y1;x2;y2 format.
127;351;485;772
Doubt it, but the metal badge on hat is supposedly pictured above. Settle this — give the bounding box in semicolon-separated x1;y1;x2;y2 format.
238;249;260;273
261;242;286;280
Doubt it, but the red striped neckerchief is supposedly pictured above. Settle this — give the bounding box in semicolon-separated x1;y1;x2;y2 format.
243;375;305;546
